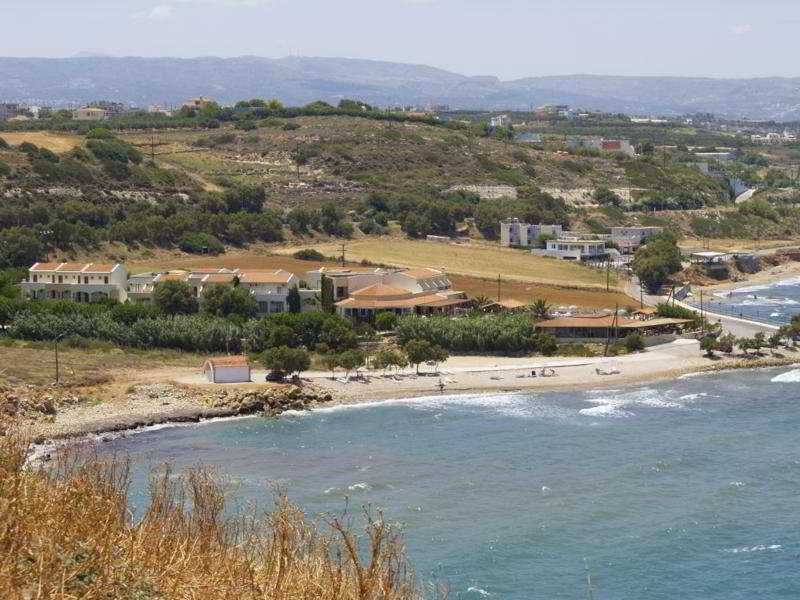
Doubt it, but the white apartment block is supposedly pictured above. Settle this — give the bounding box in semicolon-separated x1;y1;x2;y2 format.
610;226;663;253
22;263;128;302
533;239;607;261
500;219;563;247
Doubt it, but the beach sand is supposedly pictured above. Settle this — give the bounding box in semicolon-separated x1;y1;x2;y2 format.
25;339;800;444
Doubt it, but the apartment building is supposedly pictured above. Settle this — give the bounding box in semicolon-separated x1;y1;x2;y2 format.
237;270;297;314
533;239;607;261
22;263;128;302
500;219;563;247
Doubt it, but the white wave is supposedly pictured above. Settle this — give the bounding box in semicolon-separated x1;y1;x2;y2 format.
723;544;782;554
771;369;800;383
466;587;492;597
729;283;772;294
775;276;800;287
580;388;682;418
679;392;708;401
739;297;798;306
348;482;371;491
729;481;746;487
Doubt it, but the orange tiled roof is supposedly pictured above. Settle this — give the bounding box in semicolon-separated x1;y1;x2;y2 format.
154;273;189;283
202;273;237;284
205;356;249;368
30;262;62;271
82;263;115;273
351;283;410;298
239;270;293;284
337;291;468;310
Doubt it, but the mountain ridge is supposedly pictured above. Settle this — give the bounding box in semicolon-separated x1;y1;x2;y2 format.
2;55;800;119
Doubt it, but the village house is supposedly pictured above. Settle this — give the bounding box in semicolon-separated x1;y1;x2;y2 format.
535;313;692;343
22;263;128;302
237;270;297;314
500;219;563;247
73;107;108;120
609;226;663;253
202;355;251;384
182;96;215;110
533;238;607;261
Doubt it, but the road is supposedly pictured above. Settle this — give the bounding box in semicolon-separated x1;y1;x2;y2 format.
626;276;777;338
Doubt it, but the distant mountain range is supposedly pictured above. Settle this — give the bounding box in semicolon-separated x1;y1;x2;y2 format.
2;56;800;120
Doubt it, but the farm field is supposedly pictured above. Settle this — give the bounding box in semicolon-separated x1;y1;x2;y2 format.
277;238;618;289
0;131;81;152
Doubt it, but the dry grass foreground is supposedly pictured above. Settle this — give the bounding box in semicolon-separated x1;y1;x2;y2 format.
0;131;82;153
0;428;422;600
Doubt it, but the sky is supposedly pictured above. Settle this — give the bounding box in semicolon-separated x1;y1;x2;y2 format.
3;0;800;80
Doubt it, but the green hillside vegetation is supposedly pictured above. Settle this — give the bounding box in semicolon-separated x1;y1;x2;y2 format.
1;105;797;268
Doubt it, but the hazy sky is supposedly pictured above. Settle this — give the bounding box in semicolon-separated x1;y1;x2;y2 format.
4;0;800;79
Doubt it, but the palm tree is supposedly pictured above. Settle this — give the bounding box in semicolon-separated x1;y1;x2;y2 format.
530;298;552;321
472;295;491;309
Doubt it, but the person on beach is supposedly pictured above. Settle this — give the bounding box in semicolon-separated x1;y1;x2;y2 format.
438;380;445;393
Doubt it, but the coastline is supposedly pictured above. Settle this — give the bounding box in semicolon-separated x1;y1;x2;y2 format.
698;260;800;295
22;343;800;448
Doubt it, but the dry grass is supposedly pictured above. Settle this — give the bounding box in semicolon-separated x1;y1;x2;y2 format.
0;429;422;600
0;131;82;153
279;238;616;289
0;340;197;388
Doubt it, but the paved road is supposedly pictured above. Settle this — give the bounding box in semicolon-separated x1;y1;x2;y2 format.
626;277;777;338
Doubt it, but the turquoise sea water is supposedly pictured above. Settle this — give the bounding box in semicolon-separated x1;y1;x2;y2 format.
103;366;800;599
693;278;800;326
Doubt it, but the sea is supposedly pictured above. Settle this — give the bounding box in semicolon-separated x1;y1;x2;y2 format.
698;277;800;326
100;365;800;599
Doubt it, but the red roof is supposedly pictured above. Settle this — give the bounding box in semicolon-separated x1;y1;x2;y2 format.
204;356;249;368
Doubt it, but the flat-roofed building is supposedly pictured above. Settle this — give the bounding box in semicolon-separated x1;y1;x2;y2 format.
22;262;128;302
73;107;108;120
533;239;607;261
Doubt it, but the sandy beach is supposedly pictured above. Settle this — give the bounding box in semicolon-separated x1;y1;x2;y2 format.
699;259;800;295
21;339;800;445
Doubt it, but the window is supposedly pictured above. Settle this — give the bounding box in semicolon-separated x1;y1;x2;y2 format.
58;275;63;284
84;276;89;284
32;275;37;283
104;277;109;284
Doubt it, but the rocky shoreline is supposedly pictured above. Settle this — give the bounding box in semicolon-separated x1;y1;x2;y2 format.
10;383;335;444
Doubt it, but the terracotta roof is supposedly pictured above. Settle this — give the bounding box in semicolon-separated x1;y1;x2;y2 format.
82;263;115;273
202;273;237;284
204;356;250;368
398;268;444;279
239;270;293;284
30;262;62;271
337;291;468;310
189;267;238;274
351;283;411;298
484;299;527;309
536;314;636;329
154;273;189;283
314;267;385;275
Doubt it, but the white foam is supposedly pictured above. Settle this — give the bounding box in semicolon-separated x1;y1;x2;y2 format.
679;392;709;401
723;544;782;554
771;369;800;383
466;587;492;597
579;388;682;418
729;481;746;487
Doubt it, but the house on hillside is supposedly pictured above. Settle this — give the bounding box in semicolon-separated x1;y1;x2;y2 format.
73;107;108;120
532;238;607;261
203;356;251;383
237;270;297;314
515;132;542;144
182;97;215;110
22;262;128;302
500;219;563;247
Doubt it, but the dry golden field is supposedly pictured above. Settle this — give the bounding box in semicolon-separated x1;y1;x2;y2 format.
0;131;82;152
278;238;617;289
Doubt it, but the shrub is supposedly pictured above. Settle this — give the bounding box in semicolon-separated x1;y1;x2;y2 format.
282;121;300;131
179;232;225;255
259;345;311;378
374;311;398;331
0;161;12;177
624;333;645;352
293;248;326;261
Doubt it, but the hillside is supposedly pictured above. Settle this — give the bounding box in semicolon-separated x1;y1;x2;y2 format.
4;56;800;118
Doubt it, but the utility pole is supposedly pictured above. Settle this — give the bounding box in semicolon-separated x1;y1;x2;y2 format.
339;243;346;267
54;333;64;383
606;259;610;292
700;289;705;333
640;281;644;309
150;129;156;163
497;274;501;301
